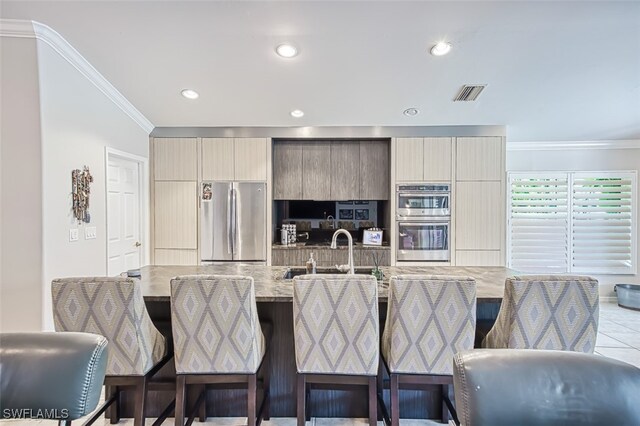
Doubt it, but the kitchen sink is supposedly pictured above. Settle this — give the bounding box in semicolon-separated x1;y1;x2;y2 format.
282;267;376;279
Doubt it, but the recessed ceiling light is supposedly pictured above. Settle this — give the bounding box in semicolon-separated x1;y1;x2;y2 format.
276;44;298;58
290;109;304;118
430;41;452;56
181;89;199;99
403;108;419;117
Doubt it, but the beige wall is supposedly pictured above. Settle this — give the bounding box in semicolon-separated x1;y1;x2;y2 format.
507;145;640;298
0;34;150;332
0;36;43;332
37;39;150;330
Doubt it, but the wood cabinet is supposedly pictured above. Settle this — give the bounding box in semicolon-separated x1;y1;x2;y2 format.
456;137;503;181
154;181;198;249
202;137;268;181
271;247;391;267
395;137;452;182
302;142;331;199
154;249;198;265
331;142;360;200
154;138;197;181
274;140;390;201
273;142;303;199
455;181;503;250
455;250;503;267
359;140;389;200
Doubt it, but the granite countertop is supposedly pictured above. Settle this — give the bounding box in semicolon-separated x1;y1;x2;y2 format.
137;264;516;303
272;243;390;249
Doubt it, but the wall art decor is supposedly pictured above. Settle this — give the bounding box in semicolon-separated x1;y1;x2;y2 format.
72;166;93;223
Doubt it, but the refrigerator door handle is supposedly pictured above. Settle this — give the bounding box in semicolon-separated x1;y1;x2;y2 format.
232;187;238;255
227;187;233;254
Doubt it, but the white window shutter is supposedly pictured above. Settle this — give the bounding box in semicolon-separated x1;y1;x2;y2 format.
571;173;636;274
508;174;570;273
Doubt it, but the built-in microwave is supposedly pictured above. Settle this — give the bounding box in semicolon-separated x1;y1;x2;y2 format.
396;184;450;218
396;220;450;261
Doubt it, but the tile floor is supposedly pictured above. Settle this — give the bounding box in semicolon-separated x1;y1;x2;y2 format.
2;303;637;426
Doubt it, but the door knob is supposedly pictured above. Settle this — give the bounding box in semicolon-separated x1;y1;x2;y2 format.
134;241;141;247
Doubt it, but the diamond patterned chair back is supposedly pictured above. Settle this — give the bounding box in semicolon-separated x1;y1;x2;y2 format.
52;277;166;376
483;275;599;352
170;275;265;374
293;274;379;376
382;275;477;375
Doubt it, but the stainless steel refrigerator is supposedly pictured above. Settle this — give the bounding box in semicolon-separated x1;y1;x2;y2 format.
201;182;266;262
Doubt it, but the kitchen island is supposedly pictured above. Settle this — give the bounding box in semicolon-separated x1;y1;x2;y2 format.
132;264;515;420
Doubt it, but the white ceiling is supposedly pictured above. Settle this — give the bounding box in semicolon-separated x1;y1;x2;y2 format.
2;1;639;142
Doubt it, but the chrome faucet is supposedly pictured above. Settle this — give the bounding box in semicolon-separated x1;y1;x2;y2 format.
330;229;354;274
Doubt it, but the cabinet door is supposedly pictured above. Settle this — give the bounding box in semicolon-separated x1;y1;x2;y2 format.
423;137;452;181
456;137;503;181
331;141;360;200
359;140;389;200
302;142;331;200
154;138;197;181
202;138;234;181
273;142;303;199
395;138;424;182
154;181;197;249
235;138;268;181
455;181;503;250
154;249;198;265
455;250;503;266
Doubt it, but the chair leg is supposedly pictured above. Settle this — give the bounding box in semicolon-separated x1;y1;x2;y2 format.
305;386;311;422
199;385;207;422
368;376;377;426
107;385;120;424
441;384;449;424
390;374;399;426
133;377;147;426
297;373;306;426
175;375;186;426
263;351;271;421
248;373;257;426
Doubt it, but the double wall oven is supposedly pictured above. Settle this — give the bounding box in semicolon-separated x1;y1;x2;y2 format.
396;184;450;262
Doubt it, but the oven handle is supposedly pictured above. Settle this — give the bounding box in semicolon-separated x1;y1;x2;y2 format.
397;221;450;227
397;192;450;197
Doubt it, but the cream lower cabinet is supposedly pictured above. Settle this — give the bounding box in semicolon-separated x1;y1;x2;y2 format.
455;181;504;266
153;181;198;265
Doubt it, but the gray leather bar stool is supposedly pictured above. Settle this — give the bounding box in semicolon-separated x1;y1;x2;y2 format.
453;349;640;426
0;332;108;426
52;277;172;426
293;274;380;426
482;275;599;352
380;275;476;425
170;275;271;426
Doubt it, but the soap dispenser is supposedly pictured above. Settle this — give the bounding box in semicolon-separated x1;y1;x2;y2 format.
306;252;317;274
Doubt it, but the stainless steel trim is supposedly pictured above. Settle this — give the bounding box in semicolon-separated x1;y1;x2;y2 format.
151;125;506;138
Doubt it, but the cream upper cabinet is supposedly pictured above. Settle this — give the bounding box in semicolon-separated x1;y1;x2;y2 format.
202;137;268;181
395;138;424;182
234;138;268;181
396;137;452;182
456;136;504;181
153;138;197;181
202;138;234;181
273;142;303;199
423;137;452;181
455;181;503;250
154;181;198;249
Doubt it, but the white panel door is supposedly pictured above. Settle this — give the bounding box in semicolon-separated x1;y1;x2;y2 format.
107;156;141;275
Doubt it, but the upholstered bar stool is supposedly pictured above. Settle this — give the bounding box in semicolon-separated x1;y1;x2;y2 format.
170;275;271;426
482;275;599;352
380;275;476;426
293;274;379;426
52;277;171;426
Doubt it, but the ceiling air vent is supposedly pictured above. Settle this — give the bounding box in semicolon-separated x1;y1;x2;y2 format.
454;85;486;102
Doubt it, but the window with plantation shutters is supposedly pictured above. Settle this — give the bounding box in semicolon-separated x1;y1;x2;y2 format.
508;171;637;275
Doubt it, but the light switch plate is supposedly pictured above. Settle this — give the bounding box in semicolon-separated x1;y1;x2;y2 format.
85;226;97;240
69;228;79;242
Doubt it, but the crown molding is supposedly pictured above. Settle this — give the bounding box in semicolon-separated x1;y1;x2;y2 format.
0;19;154;134
507;139;640;151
